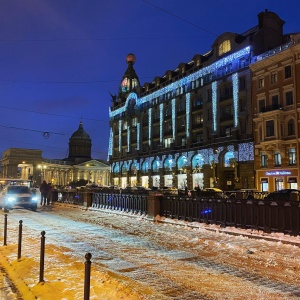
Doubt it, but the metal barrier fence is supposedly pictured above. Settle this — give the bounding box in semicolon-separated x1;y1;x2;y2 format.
160;196;300;236
92;193;148;215
56;190;85;206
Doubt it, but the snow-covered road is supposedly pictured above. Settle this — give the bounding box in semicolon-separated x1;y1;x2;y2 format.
1;204;300;299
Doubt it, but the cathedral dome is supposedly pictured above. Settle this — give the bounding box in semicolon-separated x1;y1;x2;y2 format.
70;121;91;141
68;122;92;163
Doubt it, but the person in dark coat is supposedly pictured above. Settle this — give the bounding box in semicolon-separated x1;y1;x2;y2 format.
46;183;53;205
40;180;48;206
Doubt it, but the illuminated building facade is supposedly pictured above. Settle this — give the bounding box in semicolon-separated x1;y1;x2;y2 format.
108;10;289;190
251;34;300;192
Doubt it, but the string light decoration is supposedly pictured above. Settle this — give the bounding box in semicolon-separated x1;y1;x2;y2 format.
118;120;122;152
159;103;163;143
127;126;130;153
148;107;152;146
136;123;140;150
212;82;217;132
108;128;113;157
186;93;190;138
172;99;176;140
109;46;251;119
232;73;239;127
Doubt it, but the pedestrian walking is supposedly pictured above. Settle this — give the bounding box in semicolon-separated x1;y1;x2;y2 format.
40;180;48;206
46;183;53;205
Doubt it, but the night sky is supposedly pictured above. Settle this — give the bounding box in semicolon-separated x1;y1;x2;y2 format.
0;1;299;160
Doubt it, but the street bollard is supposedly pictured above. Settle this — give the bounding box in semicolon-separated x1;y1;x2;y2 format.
17;220;23;260
84;252;92;300
39;231;46;283
3;214;7;246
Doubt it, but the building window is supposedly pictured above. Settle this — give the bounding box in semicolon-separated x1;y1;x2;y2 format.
266;120;274;137
274;151;281;166
258;77;264;88
164;138;173;148
218;40;231;56
258;99;265;113
239;76;246;91
271;95;279;106
132;118;137;127
239;98;247;112
193;113;203;125
178;99;185;112
196;133;203;143
207;108;212;121
240;121;246;134
288;119;295;135
225;127;232;137
207;89;212;102
193;96;203;107
288;148;296;165
270;72;277;84
165;105;172;117
261;154;268;167
286;91;293;105
181;137;186;146
123;121;128;130
285;65;292;79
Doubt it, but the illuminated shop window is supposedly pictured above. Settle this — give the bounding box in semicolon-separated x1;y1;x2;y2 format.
224;151;235;167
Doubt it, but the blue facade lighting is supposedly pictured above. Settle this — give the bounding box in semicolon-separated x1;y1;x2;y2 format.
172;99;176;140
148;107;152;145
159;103;163;143
212;82;217;132
109;46;251;119
118;120;122;152
232;73;239;127
186;93;190;138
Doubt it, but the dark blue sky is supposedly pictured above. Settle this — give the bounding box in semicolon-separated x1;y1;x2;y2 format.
0;0;299;160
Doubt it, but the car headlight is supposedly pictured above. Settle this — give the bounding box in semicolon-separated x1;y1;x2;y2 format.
7;196;16;203
31;196;38;201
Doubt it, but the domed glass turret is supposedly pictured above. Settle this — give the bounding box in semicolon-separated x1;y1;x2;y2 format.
119;53;140;94
68;121;92;162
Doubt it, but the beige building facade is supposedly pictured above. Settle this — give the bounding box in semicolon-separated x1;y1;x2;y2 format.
251;35;300;192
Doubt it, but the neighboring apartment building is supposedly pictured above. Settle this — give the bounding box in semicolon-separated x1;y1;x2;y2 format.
108;10;291;191
251;34;300;192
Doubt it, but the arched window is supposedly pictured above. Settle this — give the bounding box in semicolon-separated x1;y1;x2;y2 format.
113;164;120;174
141;160;148;174
177;156;188;169
121;164;127;174
224;151;235;167
164;157;173;171
192;154;203;169
152;160;161;172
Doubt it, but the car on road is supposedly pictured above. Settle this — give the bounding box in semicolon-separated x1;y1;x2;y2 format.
264;189;300;201
0;185;38;211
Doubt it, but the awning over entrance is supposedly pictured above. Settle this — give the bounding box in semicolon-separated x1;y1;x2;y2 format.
288;177;297;183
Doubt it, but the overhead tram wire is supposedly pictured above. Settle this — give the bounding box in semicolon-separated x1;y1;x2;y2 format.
0;124;65;138
0;105;108;123
142;0;218;37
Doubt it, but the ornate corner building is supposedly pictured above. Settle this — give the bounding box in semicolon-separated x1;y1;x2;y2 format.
108;10;299;192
